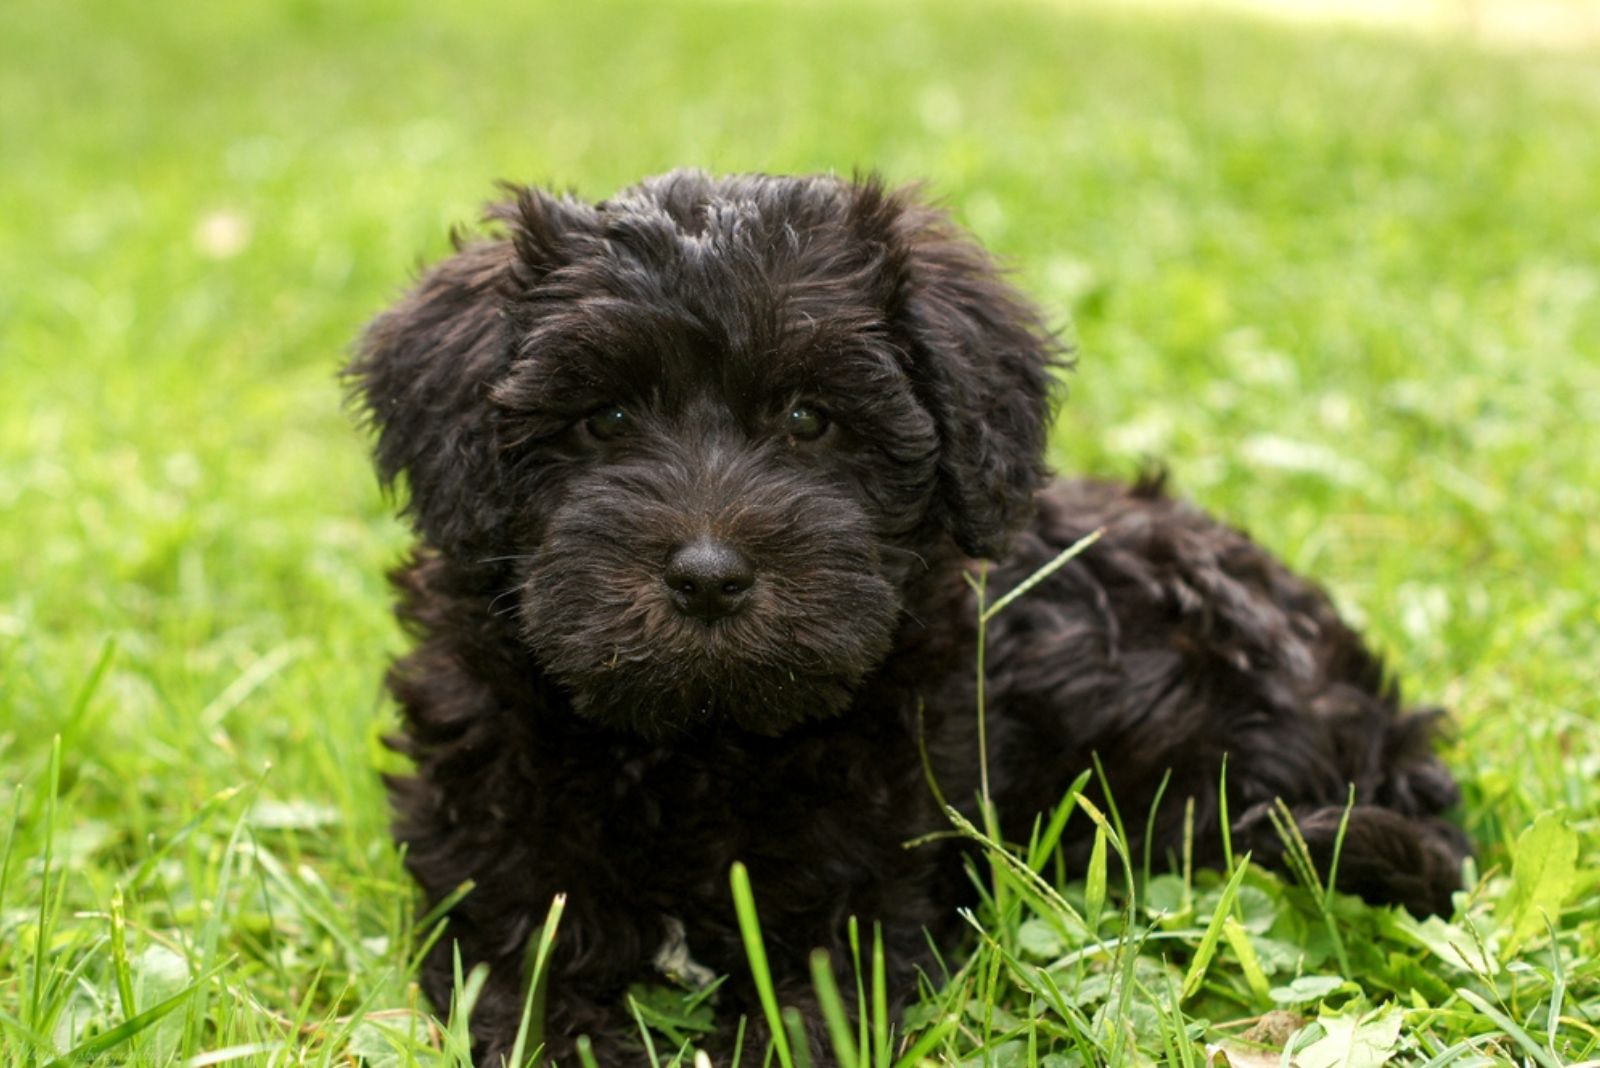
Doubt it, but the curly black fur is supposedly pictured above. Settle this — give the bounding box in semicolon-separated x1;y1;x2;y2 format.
347;170;1469;1065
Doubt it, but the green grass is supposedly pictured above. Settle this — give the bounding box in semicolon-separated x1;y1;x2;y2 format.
3;0;1599;1062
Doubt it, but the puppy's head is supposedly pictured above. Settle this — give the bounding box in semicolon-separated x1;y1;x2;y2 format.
350;171;1059;734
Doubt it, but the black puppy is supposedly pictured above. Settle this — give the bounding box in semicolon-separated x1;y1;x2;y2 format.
348;171;1468;1065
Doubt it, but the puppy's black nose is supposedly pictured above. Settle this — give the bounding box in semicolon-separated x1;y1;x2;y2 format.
665;538;755;623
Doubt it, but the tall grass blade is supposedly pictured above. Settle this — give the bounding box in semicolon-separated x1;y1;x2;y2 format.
1267;800;1349;975
509;893;567;1068
980;529;1103;623
782;1007;814;1068
809;950;860;1068
1455;989;1561;1068
63;637;117;739
626;992;664;1068
1028;769;1092;874
848;917;869;1064
109;884;137;1024
1140;768;1172;889
870;923;888;1068
1084;823;1108;932
31;737;62;1030
47;961;228;1067
1180;852;1251;1000
0;787;22;954
729;862;795;1068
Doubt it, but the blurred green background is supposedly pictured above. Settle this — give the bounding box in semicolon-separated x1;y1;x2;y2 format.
2;0;1598;1060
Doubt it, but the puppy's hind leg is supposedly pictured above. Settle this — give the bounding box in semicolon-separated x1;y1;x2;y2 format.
1219;651;1470;917
1234;800;1470;918
1208;703;1469;917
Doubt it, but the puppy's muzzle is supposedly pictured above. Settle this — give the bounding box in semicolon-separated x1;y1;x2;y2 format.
664;536;755;624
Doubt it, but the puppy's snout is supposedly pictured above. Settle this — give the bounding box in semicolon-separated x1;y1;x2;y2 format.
665;538;755;624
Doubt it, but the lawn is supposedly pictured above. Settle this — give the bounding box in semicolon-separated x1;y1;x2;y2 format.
1;0;1597;1063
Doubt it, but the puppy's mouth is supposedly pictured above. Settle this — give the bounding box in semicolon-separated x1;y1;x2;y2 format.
517;553;900;737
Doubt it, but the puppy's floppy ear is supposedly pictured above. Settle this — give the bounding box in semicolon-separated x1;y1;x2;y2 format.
868;183;1062;559
346;186;585;556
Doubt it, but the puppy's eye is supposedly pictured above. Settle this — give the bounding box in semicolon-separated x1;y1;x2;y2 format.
786;404;829;442
584;405;633;441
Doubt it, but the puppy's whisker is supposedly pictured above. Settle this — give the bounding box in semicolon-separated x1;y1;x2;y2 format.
486;586;526;618
879;544;931;571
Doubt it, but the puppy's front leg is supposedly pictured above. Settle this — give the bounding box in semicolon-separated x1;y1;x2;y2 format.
412;879;666;1066
701;911;940;1068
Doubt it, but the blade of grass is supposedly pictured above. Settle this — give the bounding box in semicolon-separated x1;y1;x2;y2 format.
1088;753;1134;872
1084;823;1108;933
508;893;567;1068
1545;916;1565;1056
122;783;249;893
964;534;1100;940
980;529;1103;623
1455;988;1562;1068
1323;785;1356;908
782;1006;814;1068
1221;917;1270;1003
963;564;997;845
184;1042;286;1066
1140;768;1172;890
443;949;491;1060
0;1008;57;1059
849;917;868;1065
184;791;261;1048
47;961;229;1068
731;1014;748;1068
31;737;62;1031
1267;800;1350;976
883;1016;953;1068
1072;793;1137;908
415;879;478;933
408;881;478;981
625;992;665;1068
109;884;137;1025
1180;852;1252;1000
870;922;888;1068
942;806;1091;935
0;786;22;952
62;637;117;741
729;861;795;1068
1029;769;1092;874
1217;756;1234;876
247;841;371;967
809;949;860;1068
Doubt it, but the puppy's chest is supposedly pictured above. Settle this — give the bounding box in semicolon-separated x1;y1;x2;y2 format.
564;731;936;888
